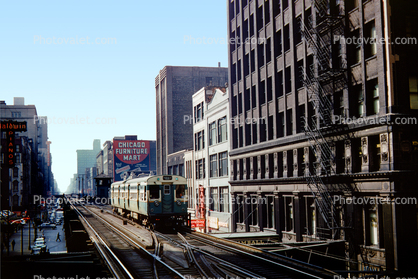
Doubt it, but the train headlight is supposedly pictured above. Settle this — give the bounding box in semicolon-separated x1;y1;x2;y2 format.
150;208;154;212
154;201;160;207
176;200;182;206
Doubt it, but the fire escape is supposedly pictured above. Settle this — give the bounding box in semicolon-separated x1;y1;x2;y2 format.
301;0;348;234
300;0;367;269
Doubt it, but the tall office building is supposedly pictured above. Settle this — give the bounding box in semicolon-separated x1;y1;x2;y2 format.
155;65;228;175
227;0;417;274
0;98;54;209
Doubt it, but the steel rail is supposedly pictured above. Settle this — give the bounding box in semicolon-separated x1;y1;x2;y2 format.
79;203;185;279
71;203;134;279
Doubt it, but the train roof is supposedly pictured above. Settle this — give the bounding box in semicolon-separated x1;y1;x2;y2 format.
111;175;186;187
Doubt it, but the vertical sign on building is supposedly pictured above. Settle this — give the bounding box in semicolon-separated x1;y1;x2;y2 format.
1;121;27;168
113;140;151;181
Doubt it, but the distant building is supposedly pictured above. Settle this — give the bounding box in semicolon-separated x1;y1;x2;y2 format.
155;65;228;175
76;139;101;195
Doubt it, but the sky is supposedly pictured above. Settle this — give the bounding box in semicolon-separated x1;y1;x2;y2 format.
0;0;229;193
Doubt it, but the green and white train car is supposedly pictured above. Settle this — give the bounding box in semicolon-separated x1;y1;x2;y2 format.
111;175;188;228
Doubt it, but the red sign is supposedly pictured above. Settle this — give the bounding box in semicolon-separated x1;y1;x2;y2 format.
114;140;150;164
191;219;205;228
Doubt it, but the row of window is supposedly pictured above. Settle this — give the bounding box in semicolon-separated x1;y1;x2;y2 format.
231;79;382;148
235;194;379;246
232;136;385;180
167;163;184;177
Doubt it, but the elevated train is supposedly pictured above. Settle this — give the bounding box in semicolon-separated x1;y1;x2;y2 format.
111;175;189;229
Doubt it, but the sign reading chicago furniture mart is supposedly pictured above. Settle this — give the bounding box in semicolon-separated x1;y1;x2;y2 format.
113;140;151;181
1;120;27;168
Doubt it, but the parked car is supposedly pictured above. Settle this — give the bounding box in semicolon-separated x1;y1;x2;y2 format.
39;223;56;229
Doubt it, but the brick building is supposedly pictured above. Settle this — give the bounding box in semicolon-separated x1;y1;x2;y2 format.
227;0;417;274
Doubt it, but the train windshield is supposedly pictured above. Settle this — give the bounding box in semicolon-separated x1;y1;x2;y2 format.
175;185;186;199
149;186;160;199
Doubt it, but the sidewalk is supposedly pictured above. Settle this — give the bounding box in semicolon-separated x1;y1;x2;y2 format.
2;222;67;257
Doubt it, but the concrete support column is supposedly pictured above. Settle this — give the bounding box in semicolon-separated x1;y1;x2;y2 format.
361;136;369;172
257;155;261;180
293;149;298;177
274;192;285;239
380;133;390;171
243;192;250;232
274;152;279;178
265;154;269;179
293;191;305;242
345;139;352;174
231;192;237;232
258;192;264;231
250;157;254;180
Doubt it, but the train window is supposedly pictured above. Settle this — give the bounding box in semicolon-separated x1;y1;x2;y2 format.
176;185;185;198
149;186;160;199
164;185;170;195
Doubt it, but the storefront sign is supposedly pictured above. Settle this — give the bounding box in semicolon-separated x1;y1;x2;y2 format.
191;219;205;228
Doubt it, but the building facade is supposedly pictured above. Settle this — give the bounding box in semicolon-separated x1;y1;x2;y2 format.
227;0;417;274
192;86;232;233
0;98;54;210
155;65;229;175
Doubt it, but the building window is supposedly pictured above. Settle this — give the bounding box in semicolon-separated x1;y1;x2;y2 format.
11;112;21;118
365;21;377;58
206;77;213;86
238;195;245;223
195;130;205;151
334;91;344;117
168;166;172;175
13;167;18;177
194;102;204;123
307;200;316;235
285;197;293;231
179;164;184;177
410;76;418;109
13;195;19;207
210;188;219;211
265;196;275;229
285;66;292;93
366;206;379;246
218;116;227;142
195;159;205;179
346;0;359;11
351;29;361;65
250;196;258;226
219;152;228;177
367;79;379;115
284;24;290;52
220;187;229;213
13;180;18;192
286;109;293;136
351;85;364;117
209;121;217;145
210;154;218;177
